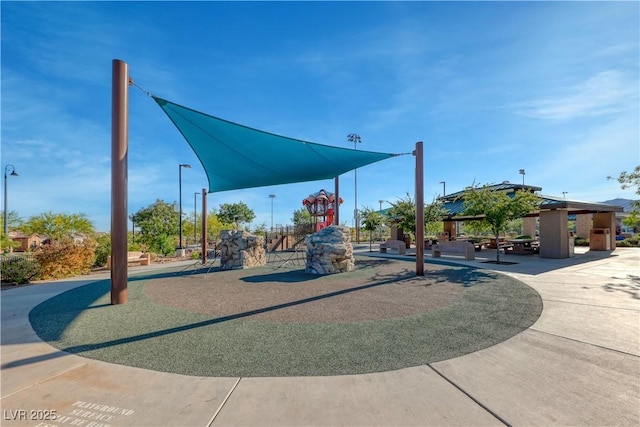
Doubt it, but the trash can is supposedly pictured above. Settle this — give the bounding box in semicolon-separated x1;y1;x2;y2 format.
568;231;575;257
589;228;611;251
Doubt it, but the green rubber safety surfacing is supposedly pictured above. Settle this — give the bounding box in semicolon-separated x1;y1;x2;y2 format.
29;258;542;377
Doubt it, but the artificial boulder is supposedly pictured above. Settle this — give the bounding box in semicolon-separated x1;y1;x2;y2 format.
219;230;266;270
305;225;354;274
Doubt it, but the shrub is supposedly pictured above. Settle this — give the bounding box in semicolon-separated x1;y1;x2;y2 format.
574;237;589;246
36;238;97;279
1;257;41;284
94;233;111;267
616;235;640;247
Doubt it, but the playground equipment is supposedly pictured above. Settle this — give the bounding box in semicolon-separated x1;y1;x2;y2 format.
303;189;343;232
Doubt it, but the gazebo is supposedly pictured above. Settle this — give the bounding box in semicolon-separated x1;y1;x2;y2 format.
439;182;623;259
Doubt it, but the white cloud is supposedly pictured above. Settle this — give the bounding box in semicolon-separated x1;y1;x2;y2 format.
517;70;638;120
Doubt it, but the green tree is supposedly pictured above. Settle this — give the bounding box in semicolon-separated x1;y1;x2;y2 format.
253;222;268;237
387;193;446;240
21;211;94;241
207;211;230;242
94;233;111;267
217;202;255;229
133;200;179;255
608;165;640;230
291;207;312;227
291;207;314;235
360;206;384;251
1;210;23;252
461;184;540;263
387;193;417;237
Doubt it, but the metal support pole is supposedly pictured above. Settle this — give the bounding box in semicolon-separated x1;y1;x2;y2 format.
3;165;18;239
201;189;207;264
415;141;424;276
334;176;340;226
179;166;183;250
111;59;128;304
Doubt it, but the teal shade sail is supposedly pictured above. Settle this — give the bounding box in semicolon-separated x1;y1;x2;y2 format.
154;97;398;193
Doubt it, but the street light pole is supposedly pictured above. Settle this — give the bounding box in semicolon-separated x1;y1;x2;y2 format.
269;194;276;231
519;169;526;186
347;133;361;243
194;192;200;245
439;181;446;198
3;164;18;239
178;163;191;253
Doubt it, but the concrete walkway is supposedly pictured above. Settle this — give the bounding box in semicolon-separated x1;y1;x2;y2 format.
1;248;638;426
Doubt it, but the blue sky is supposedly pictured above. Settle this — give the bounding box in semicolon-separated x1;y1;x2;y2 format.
2;1;638;232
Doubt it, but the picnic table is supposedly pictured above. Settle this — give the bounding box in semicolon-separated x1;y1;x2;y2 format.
509;239;539;255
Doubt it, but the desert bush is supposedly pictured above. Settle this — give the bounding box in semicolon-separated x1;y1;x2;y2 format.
1;257;41;284
616;235;640;247
94;233;111;267
36;238;97;279
574;237;589;246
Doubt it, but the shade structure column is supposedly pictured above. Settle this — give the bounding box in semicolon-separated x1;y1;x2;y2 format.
334;177;339;225
201;189;207;264
111;59;128;304
415;141;424;276
539;209;568;258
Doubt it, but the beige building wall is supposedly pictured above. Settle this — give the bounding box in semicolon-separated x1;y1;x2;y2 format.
523;217;537;238
576;214;592;239
539;210;569;258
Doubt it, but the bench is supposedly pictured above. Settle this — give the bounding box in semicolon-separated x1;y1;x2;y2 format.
379;239;406;254
432;241;475;260
106;251;152;269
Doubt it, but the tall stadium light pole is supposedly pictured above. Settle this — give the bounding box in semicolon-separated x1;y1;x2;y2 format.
439;181;446;198
519;169;525;186
347;133;361;243
269;194;276;231
3;164;19;238
194;192;200;245
178;163;191;252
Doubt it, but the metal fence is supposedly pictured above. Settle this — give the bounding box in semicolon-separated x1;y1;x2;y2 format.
0;253;37;269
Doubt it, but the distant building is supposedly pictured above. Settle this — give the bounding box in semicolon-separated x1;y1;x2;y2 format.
8;231;44;252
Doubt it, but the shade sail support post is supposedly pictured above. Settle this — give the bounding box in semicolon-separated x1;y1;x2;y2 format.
415;141;424;276
201;189;208;264
111;59;129;304
334;176;340;225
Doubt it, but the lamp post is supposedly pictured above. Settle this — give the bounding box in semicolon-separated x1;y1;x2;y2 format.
178;163;191;253
194;192;200;245
439;181;446;198
269;194;276;231
519;169;525;186
3;164;18;239
562;191;568;198
347;133;361;243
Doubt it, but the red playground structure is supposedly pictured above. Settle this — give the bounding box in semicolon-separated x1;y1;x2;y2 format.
302;189;344;232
